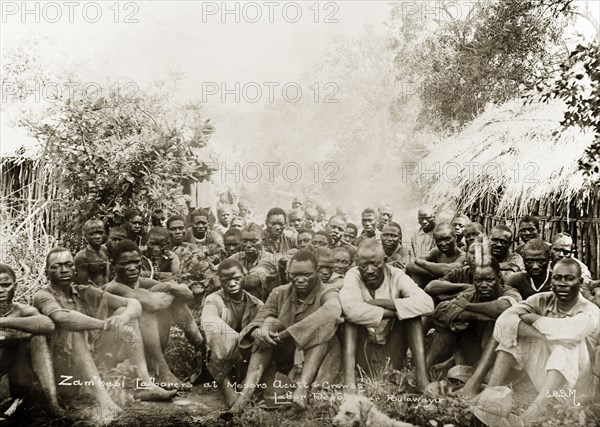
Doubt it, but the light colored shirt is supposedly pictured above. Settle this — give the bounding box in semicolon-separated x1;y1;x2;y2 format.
410;228;436;259
339;265;433;343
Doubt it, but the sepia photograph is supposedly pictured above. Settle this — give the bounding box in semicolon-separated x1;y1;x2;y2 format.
1;1;600;425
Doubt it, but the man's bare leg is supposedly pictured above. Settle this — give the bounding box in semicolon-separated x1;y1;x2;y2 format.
456;338;499;397
342;323;358;392
486;350;516;387
529;370;565;415
218;375;240;407
292;341;330;410
104;316;178;401
70;331;121;422
230;347;274;412
406;318;429;391
29;336;65;416
138;311;184;388
426;329;455;369
170;302;204;350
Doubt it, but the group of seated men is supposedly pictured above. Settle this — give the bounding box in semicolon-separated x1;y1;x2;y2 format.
2;199;600;422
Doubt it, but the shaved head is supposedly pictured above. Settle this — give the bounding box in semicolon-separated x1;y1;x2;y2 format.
418;206;435;217
357;239;385;261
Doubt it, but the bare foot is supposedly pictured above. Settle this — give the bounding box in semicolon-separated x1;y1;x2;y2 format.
134;386;177;402
230;396;251;413
291;385;308;411
454;385;479;398
221;386;240;407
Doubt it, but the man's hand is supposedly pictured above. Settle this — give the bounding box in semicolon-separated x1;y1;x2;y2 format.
366;299;396;310
520;313;541;325
104;313;131;330
453;298;470;309
251;328;277;350
150;282;174;293
0;329;32;341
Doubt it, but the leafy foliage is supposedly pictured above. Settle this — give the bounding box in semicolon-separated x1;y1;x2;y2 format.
531;40;600;176
21;89;215;243
389;0;574;133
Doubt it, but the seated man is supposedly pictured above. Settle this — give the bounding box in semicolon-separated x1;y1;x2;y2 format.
451;214;470;250
515;215;541;255
184;209;224;263
106;226;128;260
471;259;599;414
296;228;315;250
200;259;263;406
262;208;297;256
213;205;234;236
427;246;521;371
339;240;433;392
424;243;479;303
304;207;320;231
463;222;485;249
311;230;332;250
505;239;553;299
167;215;200;259
229;226;280;301
229;217;246;231
343;223;358;246
34;248;176;422
380;222;413;270
331;247;353;283
410;206;437;259
223;229;243;258
105;240;204;387
232;250;342;411
287;208;305;236
376;204;393;232
74;219;110;286
0;263;64;416
489;225;524;281
406;223;465;288
141;227;181;281
314;247;340;289
354;208;380;247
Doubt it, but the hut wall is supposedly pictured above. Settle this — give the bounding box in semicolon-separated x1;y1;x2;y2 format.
465;189;600;278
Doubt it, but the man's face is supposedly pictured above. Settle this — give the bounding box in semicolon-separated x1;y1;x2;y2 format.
434;227;456;254
46;251;75;287
361;213;377;233
343;226;357;244
551;263;581;304
85;224;105;248
317;210;326;223
327;218;346;244
152;213;166;227
551;238;573;264
464;225;483;248
191;215;209;239
381;225;401;251
332;250;352;275
311;234;329;249
0;273;16;306
418;212;435;232
452;218;468;239
289;213;305;232
378;208;393;227
147;235;168;257
224;235;242;257
238;203;250;217
473;266;499;302
266;214;286;237
357;250;385;289
107;230;127;253
114;250;142;285
128;215;144;235
230;218;245;230
523;249;550;278
292;200;303;209
289;259;319;296
219;266;243;299
490;229;512;259
242;231;262;257
219;210;232;227
168;220;186;244
297;232;313;249
518;221;539;244
318;264;334;283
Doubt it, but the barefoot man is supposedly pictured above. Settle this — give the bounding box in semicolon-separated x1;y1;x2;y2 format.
231;249;342;412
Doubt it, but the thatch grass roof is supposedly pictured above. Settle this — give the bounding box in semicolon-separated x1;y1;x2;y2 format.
419;98;596;218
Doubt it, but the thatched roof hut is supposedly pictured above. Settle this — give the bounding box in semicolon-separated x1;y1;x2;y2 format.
418;98;599;275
